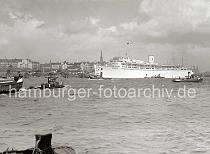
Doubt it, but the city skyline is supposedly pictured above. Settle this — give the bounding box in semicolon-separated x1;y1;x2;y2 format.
0;0;210;71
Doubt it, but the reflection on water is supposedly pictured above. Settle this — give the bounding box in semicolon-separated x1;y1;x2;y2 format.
0;77;210;154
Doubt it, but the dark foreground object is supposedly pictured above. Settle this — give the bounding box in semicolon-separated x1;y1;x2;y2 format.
0;76;23;94
0;134;76;154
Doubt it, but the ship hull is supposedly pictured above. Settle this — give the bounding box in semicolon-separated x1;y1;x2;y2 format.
0;80;23;94
101;68;193;79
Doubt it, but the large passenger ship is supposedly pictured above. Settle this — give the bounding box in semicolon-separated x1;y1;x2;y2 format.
95;55;193;79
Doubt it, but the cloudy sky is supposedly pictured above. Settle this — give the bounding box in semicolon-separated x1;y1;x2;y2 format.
0;0;210;71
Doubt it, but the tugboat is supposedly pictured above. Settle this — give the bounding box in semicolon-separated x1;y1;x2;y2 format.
37;76;64;89
0;75;23;94
0;133;76;154
172;74;203;83
29;76;65;90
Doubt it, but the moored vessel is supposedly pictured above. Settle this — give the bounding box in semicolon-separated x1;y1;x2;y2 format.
29;76;64;90
40;76;64;89
0;76;23;94
172;76;203;83
95;55;194;79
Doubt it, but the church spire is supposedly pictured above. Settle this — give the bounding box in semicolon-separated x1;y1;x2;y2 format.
100;49;103;64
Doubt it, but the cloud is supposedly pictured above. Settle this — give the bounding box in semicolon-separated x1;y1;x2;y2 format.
8;12;45;28
106;26;117;33
0;9;120;62
89;16;100;25
0;0;210;71
120;21;138;31
138;0;210;41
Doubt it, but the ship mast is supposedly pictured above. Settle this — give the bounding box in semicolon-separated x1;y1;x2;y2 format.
126;42;129;57
126;41;132;57
125;51;128;57
181;56;184;67
5;56;11;78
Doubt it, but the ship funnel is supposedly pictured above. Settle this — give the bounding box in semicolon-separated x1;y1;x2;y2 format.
148;55;155;64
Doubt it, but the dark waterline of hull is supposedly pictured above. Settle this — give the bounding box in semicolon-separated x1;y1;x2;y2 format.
0;82;23;94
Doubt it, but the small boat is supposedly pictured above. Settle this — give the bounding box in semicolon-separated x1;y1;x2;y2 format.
41;76;64;89
88;78;104;81
0;76;23;94
88;75;112;80
172;76;203;82
0;133;76;154
88;75;103;80
151;74;165;78
89;77;104;80
88;75;101;79
31;76;65;89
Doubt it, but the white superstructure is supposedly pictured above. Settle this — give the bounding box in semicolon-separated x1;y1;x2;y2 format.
95;56;193;79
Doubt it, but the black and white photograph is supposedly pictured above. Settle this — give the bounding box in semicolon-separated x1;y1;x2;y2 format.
0;0;210;154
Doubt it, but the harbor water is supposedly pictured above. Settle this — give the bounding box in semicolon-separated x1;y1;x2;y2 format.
0;77;210;154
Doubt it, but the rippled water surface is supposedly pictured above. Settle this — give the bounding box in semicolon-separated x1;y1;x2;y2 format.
0;77;210;154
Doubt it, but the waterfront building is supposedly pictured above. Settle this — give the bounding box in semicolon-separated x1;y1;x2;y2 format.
0;58;40;72
51;62;61;71
40;63;51;73
17;59;40;71
84;62;95;73
61;61;68;70
0;59;22;70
